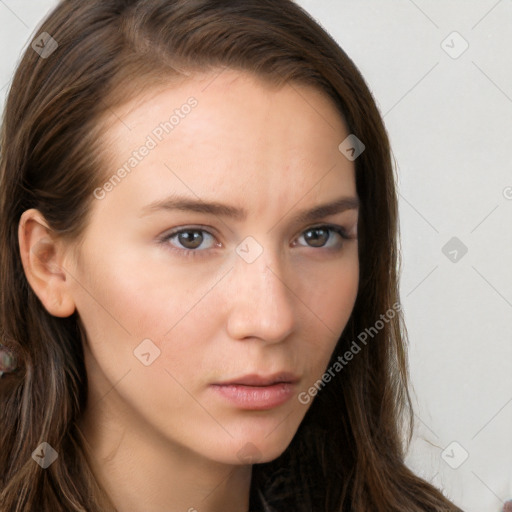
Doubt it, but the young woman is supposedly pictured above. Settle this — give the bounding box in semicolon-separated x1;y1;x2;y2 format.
0;1;464;511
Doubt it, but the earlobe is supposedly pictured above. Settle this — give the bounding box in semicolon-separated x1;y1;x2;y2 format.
18;209;76;318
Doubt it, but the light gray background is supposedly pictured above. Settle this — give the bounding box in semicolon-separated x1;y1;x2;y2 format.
1;1;511;511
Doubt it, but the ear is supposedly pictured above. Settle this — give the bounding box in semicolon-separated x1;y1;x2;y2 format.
18;209;76;317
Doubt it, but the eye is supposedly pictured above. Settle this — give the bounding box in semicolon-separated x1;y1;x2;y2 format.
295;224;349;249
158;223;352;258
161;228;219;251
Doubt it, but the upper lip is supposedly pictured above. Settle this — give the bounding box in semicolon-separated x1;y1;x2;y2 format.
213;372;300;387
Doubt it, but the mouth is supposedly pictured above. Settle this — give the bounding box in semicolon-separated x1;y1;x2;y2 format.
210;372;299;410
213;372;300;387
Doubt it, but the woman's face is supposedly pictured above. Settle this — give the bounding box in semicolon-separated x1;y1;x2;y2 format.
68;69;359;465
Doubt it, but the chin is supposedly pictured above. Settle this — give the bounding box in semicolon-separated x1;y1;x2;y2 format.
220;429;297;466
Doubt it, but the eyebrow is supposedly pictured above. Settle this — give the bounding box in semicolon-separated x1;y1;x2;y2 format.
140;194;359;223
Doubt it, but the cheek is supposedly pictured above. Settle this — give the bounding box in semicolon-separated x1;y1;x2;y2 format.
295;251;359;336
71;242;223;391
72;245;218;420
73;240;212;338
293;253;359;375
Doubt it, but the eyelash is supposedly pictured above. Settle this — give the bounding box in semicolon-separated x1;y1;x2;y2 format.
158;224;353;260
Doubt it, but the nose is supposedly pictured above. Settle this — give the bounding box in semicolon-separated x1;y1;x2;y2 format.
225;245;296;343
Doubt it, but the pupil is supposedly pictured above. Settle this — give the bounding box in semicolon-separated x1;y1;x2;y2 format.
179;231;203;249
306;228;328;247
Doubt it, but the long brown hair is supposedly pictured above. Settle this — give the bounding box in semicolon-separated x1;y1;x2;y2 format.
0;1;463;510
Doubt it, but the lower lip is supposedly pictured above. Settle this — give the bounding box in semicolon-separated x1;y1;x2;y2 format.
210;383;296;410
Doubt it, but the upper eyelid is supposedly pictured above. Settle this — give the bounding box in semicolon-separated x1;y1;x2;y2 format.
161;225;219;242
162;223;351;247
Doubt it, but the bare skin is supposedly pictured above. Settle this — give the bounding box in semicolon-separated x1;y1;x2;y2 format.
18;69;359;512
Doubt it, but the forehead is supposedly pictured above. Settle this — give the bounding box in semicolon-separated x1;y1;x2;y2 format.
93;69;356;218
102;68;348;156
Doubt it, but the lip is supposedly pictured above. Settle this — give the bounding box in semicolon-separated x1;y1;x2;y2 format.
210;373;299;410
213;372;300;387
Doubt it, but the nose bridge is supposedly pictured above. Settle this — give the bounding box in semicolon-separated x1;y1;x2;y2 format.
227;238;295;341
